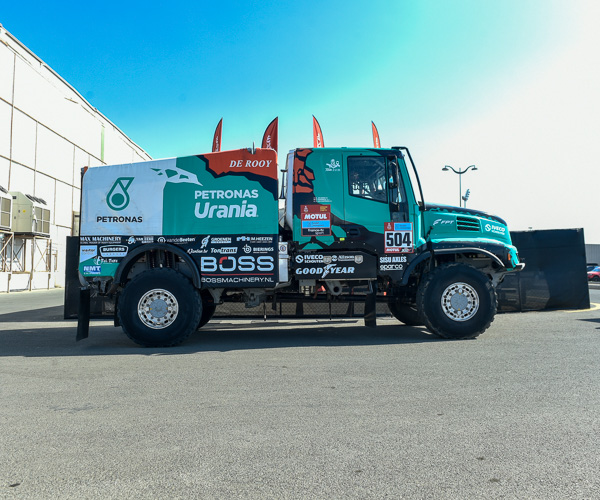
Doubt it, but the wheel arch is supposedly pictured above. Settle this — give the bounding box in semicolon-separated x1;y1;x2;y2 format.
115;243;202;288
400;247;506;286
432;247;505;268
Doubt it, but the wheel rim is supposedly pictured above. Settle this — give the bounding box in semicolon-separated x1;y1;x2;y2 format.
440;282;479;322
137;288;179;329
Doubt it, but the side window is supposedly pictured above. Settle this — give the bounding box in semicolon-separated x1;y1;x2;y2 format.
348;157;387;203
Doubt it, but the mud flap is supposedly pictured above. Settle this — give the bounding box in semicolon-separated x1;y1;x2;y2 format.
364;282;377;328
76;287;91;341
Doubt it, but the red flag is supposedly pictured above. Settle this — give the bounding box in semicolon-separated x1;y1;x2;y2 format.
212;118;223;152
261;117;278;152
312;115;324;148
371;121;381;148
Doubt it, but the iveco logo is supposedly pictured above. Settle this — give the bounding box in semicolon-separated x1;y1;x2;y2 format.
485;223;506;235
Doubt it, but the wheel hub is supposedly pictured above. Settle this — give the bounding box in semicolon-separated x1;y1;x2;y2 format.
440;282;479;321
138;289;179;329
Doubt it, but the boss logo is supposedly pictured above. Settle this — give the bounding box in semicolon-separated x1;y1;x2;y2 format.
200;256;274;273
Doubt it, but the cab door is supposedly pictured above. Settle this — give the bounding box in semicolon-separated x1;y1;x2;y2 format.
342;153;409;251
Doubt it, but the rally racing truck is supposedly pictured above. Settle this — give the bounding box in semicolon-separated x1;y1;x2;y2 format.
76;146;523;346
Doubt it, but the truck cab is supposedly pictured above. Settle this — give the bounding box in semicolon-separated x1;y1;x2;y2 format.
282;147;520;288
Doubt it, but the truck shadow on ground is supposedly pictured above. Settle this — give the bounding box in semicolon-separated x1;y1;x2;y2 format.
0;317;442;358
578;317;600;329
0;305;65;323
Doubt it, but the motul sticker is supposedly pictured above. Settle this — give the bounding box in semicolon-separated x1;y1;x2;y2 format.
301;204;331;237
384;222;414;253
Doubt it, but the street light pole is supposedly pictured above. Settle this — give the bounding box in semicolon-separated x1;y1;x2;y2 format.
442;164;477;207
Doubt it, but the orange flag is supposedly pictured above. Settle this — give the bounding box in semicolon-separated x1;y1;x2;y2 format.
312;115;324;148
371;121;381;148
261;117;278;152
212;118;223;152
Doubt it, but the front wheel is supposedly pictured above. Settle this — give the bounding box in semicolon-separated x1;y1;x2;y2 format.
417;263;496;340
118;268;202;347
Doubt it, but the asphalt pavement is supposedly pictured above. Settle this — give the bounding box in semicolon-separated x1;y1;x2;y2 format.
1;288;600;499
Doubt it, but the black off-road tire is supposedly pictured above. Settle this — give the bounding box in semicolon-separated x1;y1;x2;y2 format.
388;300;422;326
416;263;496;340
118;268;202;347
197;292;216;330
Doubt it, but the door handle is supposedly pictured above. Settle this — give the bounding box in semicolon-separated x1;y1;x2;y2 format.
344;226;361;237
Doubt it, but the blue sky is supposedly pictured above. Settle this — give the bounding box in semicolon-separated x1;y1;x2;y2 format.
2;1;599;241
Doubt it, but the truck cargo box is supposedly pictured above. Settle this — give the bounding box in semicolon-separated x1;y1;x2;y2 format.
79;149;279;283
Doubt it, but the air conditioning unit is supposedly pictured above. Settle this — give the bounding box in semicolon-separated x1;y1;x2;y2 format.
9;192;51;236
0;186;11;232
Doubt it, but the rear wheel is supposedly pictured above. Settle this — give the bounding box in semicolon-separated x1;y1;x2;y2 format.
118;268;202;347
388;300;422;326
417;263;496;340
592;276;600;282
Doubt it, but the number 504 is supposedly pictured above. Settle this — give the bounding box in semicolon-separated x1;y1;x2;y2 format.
386;231;412;247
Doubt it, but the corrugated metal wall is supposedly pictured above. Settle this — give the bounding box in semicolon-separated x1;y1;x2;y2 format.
585;244;600;266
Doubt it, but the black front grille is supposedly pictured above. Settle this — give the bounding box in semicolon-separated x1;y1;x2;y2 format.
456;216;480;231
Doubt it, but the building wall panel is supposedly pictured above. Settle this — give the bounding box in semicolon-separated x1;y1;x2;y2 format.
103;126;136;165
66;106;103;160
14;58;103;160
54;180;72;228
0;157;9;189
12;57;59;130
36;125;74;185
11;109;36;168
0;99;12;158
33;171;55;220
0;44;14;102
58;101;102;160
53;225;71;287
9;162;34;193
9;273;29;291
73;147;89;189
13;58;68;140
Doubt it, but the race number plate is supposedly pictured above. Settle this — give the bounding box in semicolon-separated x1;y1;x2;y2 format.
384;222;414;253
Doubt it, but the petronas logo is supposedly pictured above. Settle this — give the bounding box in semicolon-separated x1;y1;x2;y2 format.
106;177;134;211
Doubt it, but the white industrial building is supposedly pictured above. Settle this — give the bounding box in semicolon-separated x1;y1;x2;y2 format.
0;25;151;292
